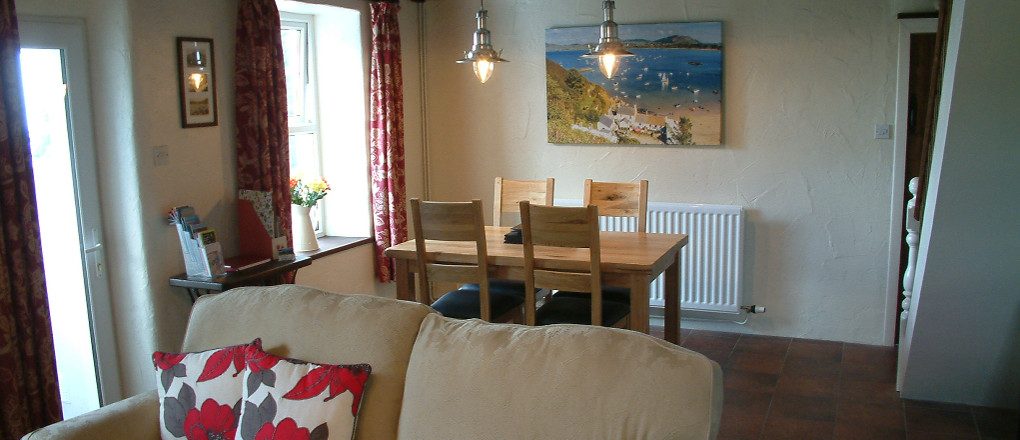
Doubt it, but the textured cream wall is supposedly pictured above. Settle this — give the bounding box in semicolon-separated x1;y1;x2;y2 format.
420;0;900;344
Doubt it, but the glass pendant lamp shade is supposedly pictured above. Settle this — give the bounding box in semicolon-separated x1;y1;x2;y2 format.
582;0;634;79
456;1;507;83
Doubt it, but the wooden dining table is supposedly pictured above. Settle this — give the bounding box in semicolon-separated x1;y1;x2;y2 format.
384;226;689;344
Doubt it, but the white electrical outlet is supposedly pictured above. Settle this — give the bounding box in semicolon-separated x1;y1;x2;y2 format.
153;145;169;166
874;124;892;140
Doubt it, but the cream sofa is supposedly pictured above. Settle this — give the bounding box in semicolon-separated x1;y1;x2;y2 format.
26;285;723;439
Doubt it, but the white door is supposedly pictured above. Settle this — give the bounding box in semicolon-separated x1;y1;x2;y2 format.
18;18;120;417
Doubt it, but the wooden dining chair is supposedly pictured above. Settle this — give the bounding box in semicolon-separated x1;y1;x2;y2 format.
519;201;630;327
493;177;555;227
409;199;524;322
583;179;649;232
560;179;650;306
458;177;555;299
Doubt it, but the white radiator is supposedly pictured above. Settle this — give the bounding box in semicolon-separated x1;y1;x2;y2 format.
557;200;745;313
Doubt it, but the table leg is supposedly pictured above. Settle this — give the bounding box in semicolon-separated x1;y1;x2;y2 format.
664;250;681;344
629;273;650;334
395;259;412;301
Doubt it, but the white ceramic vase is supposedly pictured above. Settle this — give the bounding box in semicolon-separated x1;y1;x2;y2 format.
291;204;319;252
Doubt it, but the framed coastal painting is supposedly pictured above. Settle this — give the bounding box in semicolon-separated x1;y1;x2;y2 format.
546;21;722;145
177;37;218;128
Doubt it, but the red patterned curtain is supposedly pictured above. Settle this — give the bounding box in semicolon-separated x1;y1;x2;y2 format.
0;0;63;436
235;0;290;249
369;1;408;283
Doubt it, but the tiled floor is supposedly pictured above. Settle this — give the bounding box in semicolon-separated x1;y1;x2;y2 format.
650;328;1019;440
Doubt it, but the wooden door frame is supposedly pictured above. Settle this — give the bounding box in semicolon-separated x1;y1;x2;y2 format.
884;17;937;346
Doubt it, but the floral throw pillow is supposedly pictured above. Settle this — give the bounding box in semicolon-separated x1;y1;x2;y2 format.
153;339;261;440
236;345;371;440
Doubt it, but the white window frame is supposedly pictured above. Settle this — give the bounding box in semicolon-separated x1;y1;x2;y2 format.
281;12;326;237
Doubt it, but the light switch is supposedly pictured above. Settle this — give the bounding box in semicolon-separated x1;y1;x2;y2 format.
153;145;169;166
874;124;892;140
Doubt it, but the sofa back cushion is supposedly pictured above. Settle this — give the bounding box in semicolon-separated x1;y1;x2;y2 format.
397;314;723;440
182;285;433;440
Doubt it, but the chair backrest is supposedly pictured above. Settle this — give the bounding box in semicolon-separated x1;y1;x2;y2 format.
582;179;649;232
409;199;493;321
519;201;602;326
493;177;555;226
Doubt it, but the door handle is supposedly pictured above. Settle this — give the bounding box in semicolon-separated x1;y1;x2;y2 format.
83;243;102;253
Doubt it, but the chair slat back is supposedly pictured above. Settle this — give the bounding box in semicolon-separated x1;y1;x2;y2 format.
409;199;492;320
493;177;555;226
519;204;597;248
519;201;602;325
583;179;649;232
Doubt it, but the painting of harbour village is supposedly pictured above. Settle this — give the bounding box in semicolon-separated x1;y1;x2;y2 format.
546;21;722;145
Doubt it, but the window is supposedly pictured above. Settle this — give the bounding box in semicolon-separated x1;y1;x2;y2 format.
281;14;323;234
279;3;371;238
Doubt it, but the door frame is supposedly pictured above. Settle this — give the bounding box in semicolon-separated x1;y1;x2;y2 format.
884;17;938;346
18;16;122;405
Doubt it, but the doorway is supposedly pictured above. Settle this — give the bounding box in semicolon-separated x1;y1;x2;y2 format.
886;17;937;347
19;18;119;418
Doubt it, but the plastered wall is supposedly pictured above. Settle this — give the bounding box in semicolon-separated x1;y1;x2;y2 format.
420;0;901;344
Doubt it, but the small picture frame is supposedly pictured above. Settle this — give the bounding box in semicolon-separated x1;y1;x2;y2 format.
177;37;218;128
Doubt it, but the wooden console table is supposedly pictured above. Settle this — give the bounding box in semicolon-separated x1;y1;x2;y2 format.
169;256;312;302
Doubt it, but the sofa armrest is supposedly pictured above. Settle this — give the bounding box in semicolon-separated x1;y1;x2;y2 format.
23;390;160;440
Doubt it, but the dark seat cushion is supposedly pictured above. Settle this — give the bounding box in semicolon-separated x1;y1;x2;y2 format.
555;286;630;304
458;280;538;298
431;288;524;320
535;295;630;326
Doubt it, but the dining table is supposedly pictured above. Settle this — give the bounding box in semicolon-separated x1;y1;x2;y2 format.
384;226;689;344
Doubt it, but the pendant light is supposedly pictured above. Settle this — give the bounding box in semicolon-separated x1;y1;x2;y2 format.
582;0;634;79
456;0;508;84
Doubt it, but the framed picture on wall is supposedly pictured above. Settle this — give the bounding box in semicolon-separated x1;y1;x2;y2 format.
546;21;723;146
177;37;218;128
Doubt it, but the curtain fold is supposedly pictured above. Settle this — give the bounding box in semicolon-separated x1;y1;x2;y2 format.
369;2;408;283
235;0;291;250
0;0;63;436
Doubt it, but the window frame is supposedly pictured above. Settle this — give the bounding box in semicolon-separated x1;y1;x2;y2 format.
280;12;326;237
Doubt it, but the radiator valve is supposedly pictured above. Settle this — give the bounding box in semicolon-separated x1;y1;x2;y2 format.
740;305;766;314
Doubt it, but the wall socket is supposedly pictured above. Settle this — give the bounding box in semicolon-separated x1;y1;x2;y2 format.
874;124;892;140
153;145;169;167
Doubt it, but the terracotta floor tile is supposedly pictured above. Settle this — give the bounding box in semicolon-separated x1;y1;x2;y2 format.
775;375;838;399
734;335;791;355
842;343;896;366
836;400;904;431
723;389;773;416
788;339;843;363
838;378;901;406
904;405;979;437
769;395;838;422
841;360;896;383
833;422;905;440
727;351;786;375
725;369;780;394
719;410;768;439
905;432;978;440
782;357;841;379
682;331;741;352
761;416;834;440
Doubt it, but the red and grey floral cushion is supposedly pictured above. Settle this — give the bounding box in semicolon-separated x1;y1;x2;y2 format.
236;345;371;440
153;340;261;440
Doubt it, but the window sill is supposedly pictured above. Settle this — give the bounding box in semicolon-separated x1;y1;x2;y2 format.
295;236;373;261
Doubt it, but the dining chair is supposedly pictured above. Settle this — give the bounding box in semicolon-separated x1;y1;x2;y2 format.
559;178;651;306
492;177;555;227
409;198;524;322
583;178;649;232
458;177;555;299
518;201;630;327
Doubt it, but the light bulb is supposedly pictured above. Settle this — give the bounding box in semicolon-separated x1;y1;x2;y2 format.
598;53;619;79
473;59;495;83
